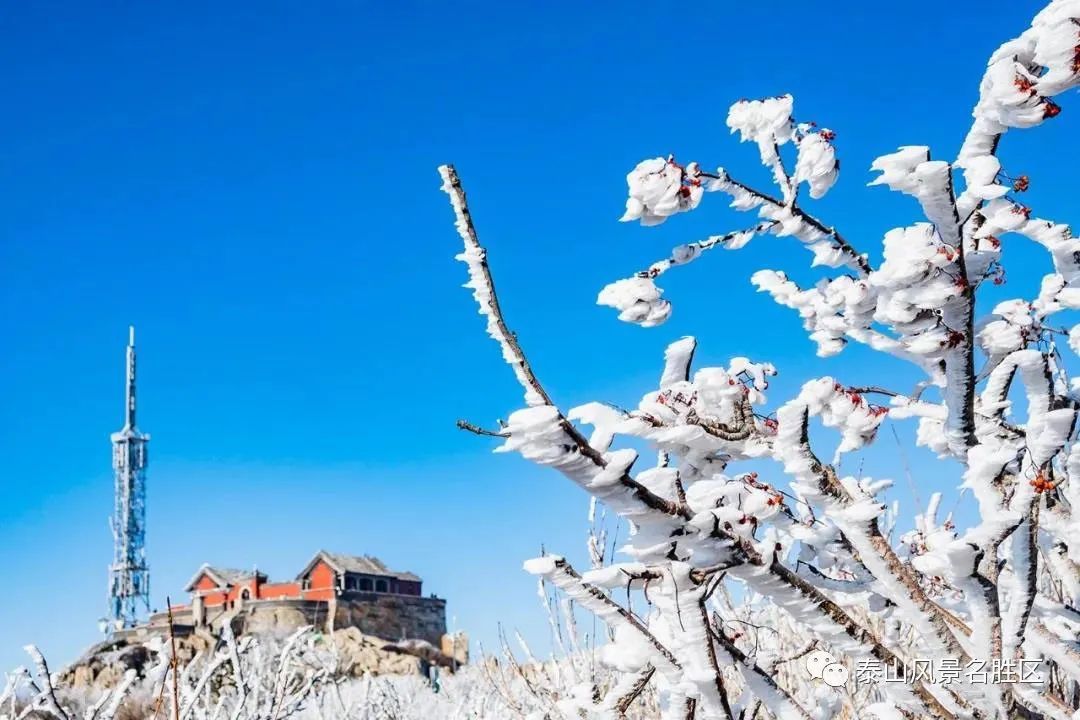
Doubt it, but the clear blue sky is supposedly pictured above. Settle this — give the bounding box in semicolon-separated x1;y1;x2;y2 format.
1;0;1073;672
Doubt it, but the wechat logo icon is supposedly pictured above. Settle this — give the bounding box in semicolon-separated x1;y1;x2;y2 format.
804;649;849;688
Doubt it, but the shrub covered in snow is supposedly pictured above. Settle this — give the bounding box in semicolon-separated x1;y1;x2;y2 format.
2;628;331;720
2;631;644;720
439;2;1080;718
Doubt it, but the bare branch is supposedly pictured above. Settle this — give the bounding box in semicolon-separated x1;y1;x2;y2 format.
456;419;508;437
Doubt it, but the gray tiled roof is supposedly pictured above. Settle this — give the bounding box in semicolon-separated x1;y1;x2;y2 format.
301;551;421;582
206;567;258;585
184;564;265;591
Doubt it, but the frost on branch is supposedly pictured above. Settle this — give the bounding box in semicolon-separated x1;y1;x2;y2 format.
726;95;838;203
607;95;861;328
1;628;330;720
442;2;1080;718
597;276;672;327
598;223;771;327
621;157;704;226
957;0;1080;165
727;95;795;146
439;165;551;408
792;130;838;200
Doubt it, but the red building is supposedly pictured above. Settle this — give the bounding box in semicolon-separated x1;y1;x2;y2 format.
182;550;424;617
137;550;446;647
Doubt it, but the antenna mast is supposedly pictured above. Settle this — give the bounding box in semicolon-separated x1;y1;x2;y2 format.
107;326;151;631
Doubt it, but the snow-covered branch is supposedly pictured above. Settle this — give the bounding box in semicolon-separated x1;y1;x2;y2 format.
442;2;1080;718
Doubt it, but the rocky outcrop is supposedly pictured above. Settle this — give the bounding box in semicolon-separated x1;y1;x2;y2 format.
58;626;458;692
60;633;213;690
239;603;315;636
329;628;422;676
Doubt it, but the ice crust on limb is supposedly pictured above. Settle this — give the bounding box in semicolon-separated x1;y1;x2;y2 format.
439;1;1080;717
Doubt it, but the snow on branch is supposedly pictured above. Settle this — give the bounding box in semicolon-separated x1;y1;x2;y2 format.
704;168;869;275
439;165;692;528
598;223;776;328
438;164;553;408
443;2;1080;718
607;96;869;327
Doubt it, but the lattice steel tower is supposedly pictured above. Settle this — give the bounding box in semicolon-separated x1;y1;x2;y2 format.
107;326;151;631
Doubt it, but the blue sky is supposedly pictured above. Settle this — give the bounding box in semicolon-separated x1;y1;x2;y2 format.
1;0;1074;672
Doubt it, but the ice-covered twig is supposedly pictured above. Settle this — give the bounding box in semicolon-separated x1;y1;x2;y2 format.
524;557;680;677
438;164;553;409
83;670;135;720
455;419;509;438
636;223;777;281
700;169;870;276
710;629;813;720
20;646;68;720
439;166;690;522
601;665;655;718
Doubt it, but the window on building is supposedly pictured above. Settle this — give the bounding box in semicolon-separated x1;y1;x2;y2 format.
345;576;358;591
375;579;388;593
359;578;373;591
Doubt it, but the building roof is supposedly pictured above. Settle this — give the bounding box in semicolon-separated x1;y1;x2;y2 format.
296;550;421;583
184;564;266;592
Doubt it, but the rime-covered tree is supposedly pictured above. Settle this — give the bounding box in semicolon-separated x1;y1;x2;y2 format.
2;628;329;720
440;2;1080;718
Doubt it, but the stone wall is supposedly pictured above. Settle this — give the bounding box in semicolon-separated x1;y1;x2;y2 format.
132;595;447;649
221;595;446;646
237;599;327;636
333;594;446;646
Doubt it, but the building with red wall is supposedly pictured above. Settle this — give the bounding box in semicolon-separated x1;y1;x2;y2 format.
152;550;446;645
183;550;423;610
